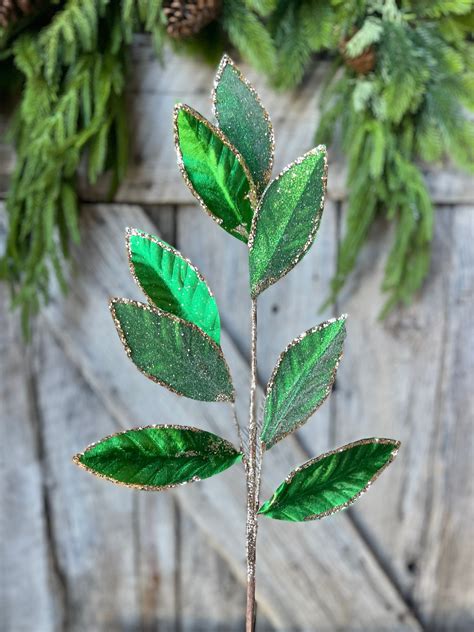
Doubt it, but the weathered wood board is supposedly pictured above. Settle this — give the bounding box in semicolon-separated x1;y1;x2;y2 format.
333;206;474;631
1;37;473;632
37;204;419;630
0;285;61;632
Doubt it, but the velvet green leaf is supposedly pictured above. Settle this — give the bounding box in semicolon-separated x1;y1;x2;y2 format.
261;315;347;450
126;228;220;344
74;425;243;490
213;54;274;194
174;103;256;243
110;299;234;402
249;146;328;297
258;439;400;522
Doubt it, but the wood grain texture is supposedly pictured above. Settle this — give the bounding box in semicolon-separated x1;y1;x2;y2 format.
1;38;473;204
0;284;60;632
41;202;420;630
34;326;142;631
332;206;474;630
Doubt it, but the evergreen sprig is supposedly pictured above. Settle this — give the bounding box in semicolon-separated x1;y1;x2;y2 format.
269;0;474;313
0;0;272;333
1;0;472;328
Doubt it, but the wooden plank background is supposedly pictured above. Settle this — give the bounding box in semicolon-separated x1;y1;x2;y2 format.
1;39;473;631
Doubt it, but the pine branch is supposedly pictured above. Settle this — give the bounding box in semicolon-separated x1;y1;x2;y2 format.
1;2;129;334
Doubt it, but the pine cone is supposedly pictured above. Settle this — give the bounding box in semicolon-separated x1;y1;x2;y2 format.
0;0;39;29
339;36;376;75
163;0;221;39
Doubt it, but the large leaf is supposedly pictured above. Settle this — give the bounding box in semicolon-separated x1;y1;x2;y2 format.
261;316;346;450
249;146;328;297
74;425;242;490
259;438;400;522
110;299;234;402
126;228;220;343
212;54;274;194
174;103;256;243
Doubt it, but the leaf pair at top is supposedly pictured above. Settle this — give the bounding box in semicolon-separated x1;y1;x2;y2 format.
174;55;328;298
111;229;234;403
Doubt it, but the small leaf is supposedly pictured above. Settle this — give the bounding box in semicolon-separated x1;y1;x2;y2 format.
249;146;328;297
261;316;346;450
174;103;256;243
110;299;234;402
212;54;274;194
126;228;221;343
258;438;400;522
74;425;243;489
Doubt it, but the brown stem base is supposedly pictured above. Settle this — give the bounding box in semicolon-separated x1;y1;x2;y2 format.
246;574;257;631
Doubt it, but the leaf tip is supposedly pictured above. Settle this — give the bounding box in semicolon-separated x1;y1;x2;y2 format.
315;143;327;155
217;52;234;72
108;296;120;314
173;101;185;115
72;451;85;468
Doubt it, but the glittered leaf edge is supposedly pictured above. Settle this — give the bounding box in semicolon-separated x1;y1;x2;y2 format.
110;297;235;403
211;54;275;189
73;424;243;491
248;145;328;298
261;314;347;451
173;102;257;241
258;437;401;521
125;227;221;343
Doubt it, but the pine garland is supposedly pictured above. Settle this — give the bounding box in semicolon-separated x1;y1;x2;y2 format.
270;0;474;313
0;0;271;333
0;0;473;330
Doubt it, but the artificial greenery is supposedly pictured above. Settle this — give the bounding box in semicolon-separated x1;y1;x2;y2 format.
269;0;474;313
74;57;400;630
0;0;273;332
1;0;472;330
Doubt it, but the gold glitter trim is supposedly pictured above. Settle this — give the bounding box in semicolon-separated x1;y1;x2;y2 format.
125;227;220;342
211;54;275;188
126;227;218;301
73;424;243;492
261;315;347;451
109;297;235;403
173;103;257;241
248;145;328;298
259;438;400;520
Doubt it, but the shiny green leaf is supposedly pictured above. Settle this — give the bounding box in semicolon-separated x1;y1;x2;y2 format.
74;425;243;489
259;439;400;522
110;299;234;402
126;228;220;343
213;54;274;194
261;316;346;450
174;103;256;243
249;146;328;297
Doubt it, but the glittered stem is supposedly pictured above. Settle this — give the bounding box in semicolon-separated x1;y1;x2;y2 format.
246;297;259;631
231;401;246;470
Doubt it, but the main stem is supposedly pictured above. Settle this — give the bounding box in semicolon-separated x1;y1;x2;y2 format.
246;298;259;631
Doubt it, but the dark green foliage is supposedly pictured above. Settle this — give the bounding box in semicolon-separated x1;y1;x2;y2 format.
1;0;472;328
0;0;157;333
0;0;272;334
266;0;473;313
